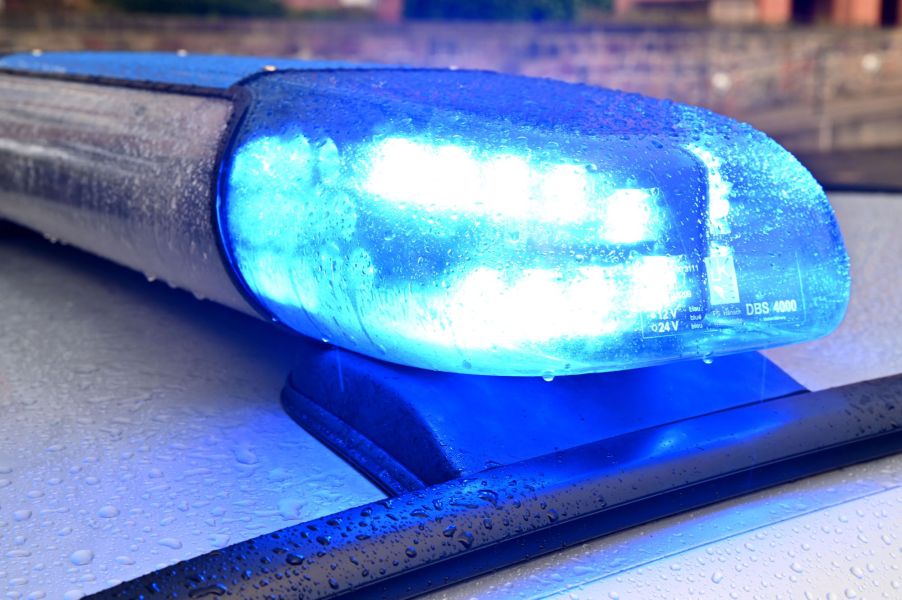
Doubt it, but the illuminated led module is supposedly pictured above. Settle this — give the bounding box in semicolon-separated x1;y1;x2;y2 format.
219;70;850;376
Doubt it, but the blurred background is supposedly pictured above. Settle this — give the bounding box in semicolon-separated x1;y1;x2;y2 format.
2;0;901;189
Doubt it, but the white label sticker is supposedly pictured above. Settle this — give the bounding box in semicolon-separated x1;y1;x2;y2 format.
705;253;740;306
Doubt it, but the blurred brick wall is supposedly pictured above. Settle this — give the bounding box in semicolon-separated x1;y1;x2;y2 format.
2;15;901;151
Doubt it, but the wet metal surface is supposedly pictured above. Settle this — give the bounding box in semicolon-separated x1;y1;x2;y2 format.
0;192;899;598
0;232;383;599
430;453;902;600
94;372;902;598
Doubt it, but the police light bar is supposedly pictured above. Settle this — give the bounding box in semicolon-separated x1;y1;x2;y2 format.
0;52;850;376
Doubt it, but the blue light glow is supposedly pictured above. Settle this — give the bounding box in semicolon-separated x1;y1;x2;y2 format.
361;137;659;230
219;70;850;376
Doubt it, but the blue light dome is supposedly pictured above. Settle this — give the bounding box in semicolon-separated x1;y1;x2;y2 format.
218;69;849;376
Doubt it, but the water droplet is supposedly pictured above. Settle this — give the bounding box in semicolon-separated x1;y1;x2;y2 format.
541;372;555;382
278;497;305;520
232;446;258;465
62;592;84;600
13;510;31;522
457;531;474;549
477;489;498;506
69;550;94;566
328;578;339;590
405;546;417;558
791;562;803;573
286;553;304;565
442;524;457;538
97;505;119;518
267;467;289;482
711;571;724;583
158;537;183;549
188;584;227;598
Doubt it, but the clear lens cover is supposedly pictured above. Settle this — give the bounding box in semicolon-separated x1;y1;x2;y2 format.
219;69;849;376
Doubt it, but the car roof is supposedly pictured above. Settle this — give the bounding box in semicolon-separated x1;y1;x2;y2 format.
0;226;384;598
0;191;900;597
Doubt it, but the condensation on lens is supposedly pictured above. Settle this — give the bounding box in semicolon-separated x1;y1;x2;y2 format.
218;69;850;377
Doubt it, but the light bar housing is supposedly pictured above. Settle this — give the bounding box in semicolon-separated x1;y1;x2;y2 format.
220;69;850;375
0;53;850;376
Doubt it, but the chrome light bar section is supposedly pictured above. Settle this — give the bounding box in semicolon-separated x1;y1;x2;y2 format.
0;73;251;312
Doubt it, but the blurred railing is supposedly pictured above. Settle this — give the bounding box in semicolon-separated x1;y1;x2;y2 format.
2;13;902;153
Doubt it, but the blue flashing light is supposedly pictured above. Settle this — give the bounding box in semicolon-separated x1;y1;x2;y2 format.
219;69;850;377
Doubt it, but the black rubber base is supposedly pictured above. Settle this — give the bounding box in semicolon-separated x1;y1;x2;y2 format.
282;349;804;495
